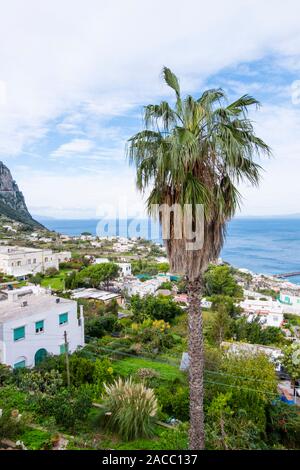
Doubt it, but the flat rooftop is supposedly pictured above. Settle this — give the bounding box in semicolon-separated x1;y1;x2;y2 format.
0;287;76;323
0;245;51;255
71;288;120;301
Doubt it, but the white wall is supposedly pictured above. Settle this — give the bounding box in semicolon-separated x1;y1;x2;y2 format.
1;299;84;368
0;247;71;277
117;263;131;277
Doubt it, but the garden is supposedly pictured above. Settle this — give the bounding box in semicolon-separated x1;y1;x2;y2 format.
1;265;300;450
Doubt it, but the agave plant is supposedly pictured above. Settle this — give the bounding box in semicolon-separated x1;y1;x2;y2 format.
102;377;158;441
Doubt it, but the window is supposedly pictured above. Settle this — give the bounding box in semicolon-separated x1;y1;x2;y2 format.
33;258;36;264
17;261;21;266
35;320;44;333
45;257;48;262
27;259;31;264
60;344;67;354
13;326;25;341
14;360;26;369
59;312;68;325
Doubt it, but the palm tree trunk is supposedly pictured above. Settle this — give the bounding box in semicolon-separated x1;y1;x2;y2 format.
187;275;205;450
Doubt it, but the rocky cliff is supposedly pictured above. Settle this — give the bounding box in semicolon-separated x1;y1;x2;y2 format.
0;162;43;228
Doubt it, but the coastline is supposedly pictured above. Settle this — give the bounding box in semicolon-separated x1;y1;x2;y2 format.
36;216;300;285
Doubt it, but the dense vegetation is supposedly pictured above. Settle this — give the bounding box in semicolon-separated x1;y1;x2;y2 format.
1;264;299;450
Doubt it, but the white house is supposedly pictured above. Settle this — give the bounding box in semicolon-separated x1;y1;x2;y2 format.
247;312;284;328
117;262;131;277
0;246;71;278
278;292;300;314
123;274;171;297
240;298;283;316
0;286;84;369
240;298;284;328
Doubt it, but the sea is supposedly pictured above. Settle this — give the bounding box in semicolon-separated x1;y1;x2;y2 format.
37;217;300;285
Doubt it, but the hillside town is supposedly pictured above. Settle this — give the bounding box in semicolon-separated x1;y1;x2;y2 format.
0;216;299;450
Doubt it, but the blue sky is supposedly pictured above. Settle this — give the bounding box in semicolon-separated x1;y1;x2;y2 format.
1;0;300;218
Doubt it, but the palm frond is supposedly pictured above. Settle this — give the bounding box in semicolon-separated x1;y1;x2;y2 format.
127;67;270;277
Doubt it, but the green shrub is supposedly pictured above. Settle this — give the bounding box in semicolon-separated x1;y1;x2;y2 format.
156;384;189;421
45;267;59;277
0;385;30;413
18;369;63;395
34;387;93;431
19;428;52;450
92;358;114;398
156;424;188;450
266;401;300;448
0;410;25;439
0;364;12;386
85;315;120;339
102;377;158;441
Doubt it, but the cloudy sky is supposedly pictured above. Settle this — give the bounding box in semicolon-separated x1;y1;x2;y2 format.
1;0;300;219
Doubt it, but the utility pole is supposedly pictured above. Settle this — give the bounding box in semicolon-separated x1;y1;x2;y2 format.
64;330;71;387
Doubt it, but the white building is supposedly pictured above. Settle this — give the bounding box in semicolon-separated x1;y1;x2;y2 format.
117;262;131;277
124;274;170;297
278;292;300;314
0;286;84;369
0;246;71;278
240;298;284;328
240;298;283;316
247;312;284;328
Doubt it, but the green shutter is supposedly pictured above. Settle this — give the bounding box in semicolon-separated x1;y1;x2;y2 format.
59;313;68;325
35;320;44;332
14;360;25;369
13;326;25;341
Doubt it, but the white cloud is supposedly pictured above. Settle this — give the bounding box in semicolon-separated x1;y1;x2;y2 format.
1;0;300;155
1;0;300;215
51;139;95;158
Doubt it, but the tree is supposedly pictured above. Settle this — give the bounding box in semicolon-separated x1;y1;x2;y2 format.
128;67;270;449
231;316;285;346
211;304;232;346
76;262;119;288
157;262;170;273
45;267;59;277
30;273;43;285
211;352;278;433
85;315;119;339
210;294;241;318
65;270;78;290
204;265;242;297
281;343;300;399
130;294;182;323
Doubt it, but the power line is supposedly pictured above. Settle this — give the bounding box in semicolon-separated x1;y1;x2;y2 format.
83;343;280;389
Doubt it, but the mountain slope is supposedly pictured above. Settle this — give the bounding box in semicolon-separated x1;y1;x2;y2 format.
0;162;44;228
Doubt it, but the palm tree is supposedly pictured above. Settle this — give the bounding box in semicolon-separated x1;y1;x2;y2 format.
127;67;270;449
